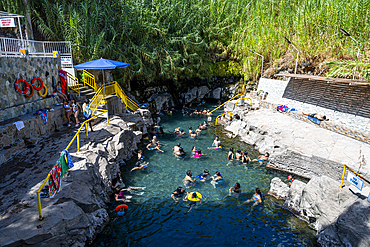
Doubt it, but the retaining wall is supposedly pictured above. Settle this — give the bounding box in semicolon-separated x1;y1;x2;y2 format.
0;56;61;122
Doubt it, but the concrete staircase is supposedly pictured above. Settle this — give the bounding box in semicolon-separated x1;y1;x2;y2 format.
69;84;95;102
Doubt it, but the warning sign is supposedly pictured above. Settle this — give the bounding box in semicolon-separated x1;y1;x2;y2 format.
0;18;16;28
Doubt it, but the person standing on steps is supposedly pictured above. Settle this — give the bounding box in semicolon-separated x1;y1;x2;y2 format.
83;99;94;132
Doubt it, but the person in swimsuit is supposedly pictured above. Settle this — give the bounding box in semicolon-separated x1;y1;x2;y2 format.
235;150;243;160
244;188;262;206
194;150;206;158
187;192;202;212
286;175;294;186
147;140;163;152
302;112;329;121
63;101;72;127
173;143;181;155
188;127;193;135
130;161;149;172
176;129;185;137
212;136;221;147
71;99;82;127
137;150;143;160
196;169;210;181
253;152;269;164
183;170;196;186
229;183;241;194
189;130;197;139
171;187;189;202
82;99;93;132
228;148;235;160
115;190;132;202
242;151;251;163
196;126;202;136
56;82;68;101
200;123;207;130
211;171;223;182
192;146;197;154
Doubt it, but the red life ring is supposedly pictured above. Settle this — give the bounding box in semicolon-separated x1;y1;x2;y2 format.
31;77;44;91
14;78;29;95
24;81;34;98
115;204;128;211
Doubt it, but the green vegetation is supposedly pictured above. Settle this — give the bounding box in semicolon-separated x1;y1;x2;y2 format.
1;0;370;82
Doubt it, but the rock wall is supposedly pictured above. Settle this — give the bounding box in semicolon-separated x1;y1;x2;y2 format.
0;112;152;247
268;176;370;247
0;56;61;122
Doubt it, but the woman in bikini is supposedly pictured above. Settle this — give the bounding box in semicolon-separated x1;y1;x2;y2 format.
244;188;262;206
56;82;68;101
71;99;82;127
63;101;72;127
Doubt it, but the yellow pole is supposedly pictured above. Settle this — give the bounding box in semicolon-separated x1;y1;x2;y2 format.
209;94;242;115
77;134;80;152
85;122;89;139
107;111;109;125
37;173;51;220
340;165;346;188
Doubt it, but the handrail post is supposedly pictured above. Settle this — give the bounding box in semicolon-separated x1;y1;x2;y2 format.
85;122;89;139
37;173;51;220
340;165;346;188
77;134;80;152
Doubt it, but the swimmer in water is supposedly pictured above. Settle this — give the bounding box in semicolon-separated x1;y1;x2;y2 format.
152;135;159;145
116;205;127;217
228;148;235;160
229;183;241;195
196;126;202;136
173;143;181;155
176;147;186;157
211;171;224;187
130;161;149;172
188;127;193;135
252;152;270;164
188;192;202;212
174;127;180;133
200;122;207;130
191;146;197;154
194;149;206;158
189;130;197;139
171;187;189;202
242;151;251;163
147;140;164;152
244;188;263;206
235;150;242;161
176;129;186;137
196;169;210;181
137;150;143;160
212;136;221;147
115;190;132;203
183;170;196;186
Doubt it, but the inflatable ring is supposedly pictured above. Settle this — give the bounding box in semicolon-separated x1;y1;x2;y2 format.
187;192;202;202
38;84;48;97
115;204;128;211
24;81;34;98
14;78;29;95
31;77;44;91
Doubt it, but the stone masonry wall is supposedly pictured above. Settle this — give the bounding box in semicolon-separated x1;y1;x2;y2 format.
0;56;61;122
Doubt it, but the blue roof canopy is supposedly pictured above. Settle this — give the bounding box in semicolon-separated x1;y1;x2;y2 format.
74;58;129;69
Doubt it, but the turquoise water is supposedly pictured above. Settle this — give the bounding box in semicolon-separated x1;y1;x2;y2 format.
93;103;316;246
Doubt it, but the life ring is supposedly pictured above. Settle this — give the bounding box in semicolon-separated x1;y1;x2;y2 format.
38;84;48;97
24;81;34;98
115;204;128;211
31;77;44;91
187;192;202;202
14;78;29;95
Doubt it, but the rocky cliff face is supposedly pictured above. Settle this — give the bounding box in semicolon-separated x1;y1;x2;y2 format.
0;112;152;247
269;176;370;247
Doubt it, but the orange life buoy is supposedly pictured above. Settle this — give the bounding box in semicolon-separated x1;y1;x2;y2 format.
14;78;29;95
115;204;128;211
31;77;44;91
38;84;48;97
24;80;34;98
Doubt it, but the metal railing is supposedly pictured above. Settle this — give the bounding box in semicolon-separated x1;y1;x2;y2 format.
208;94;242;116
65;71;80;96
0;37;73;62
36;111;109;220
235;97;252;107
81;69;97;91
340;165;370;188
215;112;234;125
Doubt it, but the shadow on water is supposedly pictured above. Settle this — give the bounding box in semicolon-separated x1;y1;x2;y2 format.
92;104;316;247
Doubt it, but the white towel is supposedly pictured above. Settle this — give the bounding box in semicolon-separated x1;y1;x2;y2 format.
13;121;25;131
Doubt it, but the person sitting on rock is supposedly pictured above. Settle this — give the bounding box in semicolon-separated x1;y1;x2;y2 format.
253;152;269;164
302;112;329;121
112;178;126;193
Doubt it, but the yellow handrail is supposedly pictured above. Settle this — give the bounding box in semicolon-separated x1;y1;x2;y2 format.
215;112;234;125
340;164;370;188
208;94;242;116
37;111;109;220
80;69;97;91
235;97;252;107
63;70;80;96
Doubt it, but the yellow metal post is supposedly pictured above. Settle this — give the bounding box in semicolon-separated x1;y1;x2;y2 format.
85;122;89;139
77;134;80;152
235;97;252;107
340;165;346;188
107;111;109;125
37;173;51;220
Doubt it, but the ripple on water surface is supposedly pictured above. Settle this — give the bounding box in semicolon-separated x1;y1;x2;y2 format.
93;104;316;246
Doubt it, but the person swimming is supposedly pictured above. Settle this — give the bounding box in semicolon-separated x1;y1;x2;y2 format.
176;147;186;157
171;187;189;202
196;126;202;136
229;183;241;194
189;130;197;139
235;150;242;161
137;150;143;160
194;149;205;158
130;161;149;172
188;127;193;135
211;171;224;188
242;151;251;163
183;170;196;186
173;143;181;155
196;169;210;181
228;148;235;160
253;152;270;164
191;146;197;154
147;140;164;152
187;192;202;212
212;136;221;147
176;129;185;137
244;188;263;206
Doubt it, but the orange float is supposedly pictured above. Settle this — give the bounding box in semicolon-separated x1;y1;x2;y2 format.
115;204;128;211
31;77;44;91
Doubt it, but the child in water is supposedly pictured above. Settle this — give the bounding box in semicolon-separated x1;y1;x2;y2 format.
196;169;210;181
244;188;263;206
229;183;241;195
194;150;206;159
187;192;202;212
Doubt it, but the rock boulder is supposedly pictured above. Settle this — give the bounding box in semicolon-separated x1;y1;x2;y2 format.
268;177;290;199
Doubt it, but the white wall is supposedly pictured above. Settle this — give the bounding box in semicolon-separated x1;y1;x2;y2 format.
256;78;290;105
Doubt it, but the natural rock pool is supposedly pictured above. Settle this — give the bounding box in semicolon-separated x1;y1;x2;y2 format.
93;104;316;246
